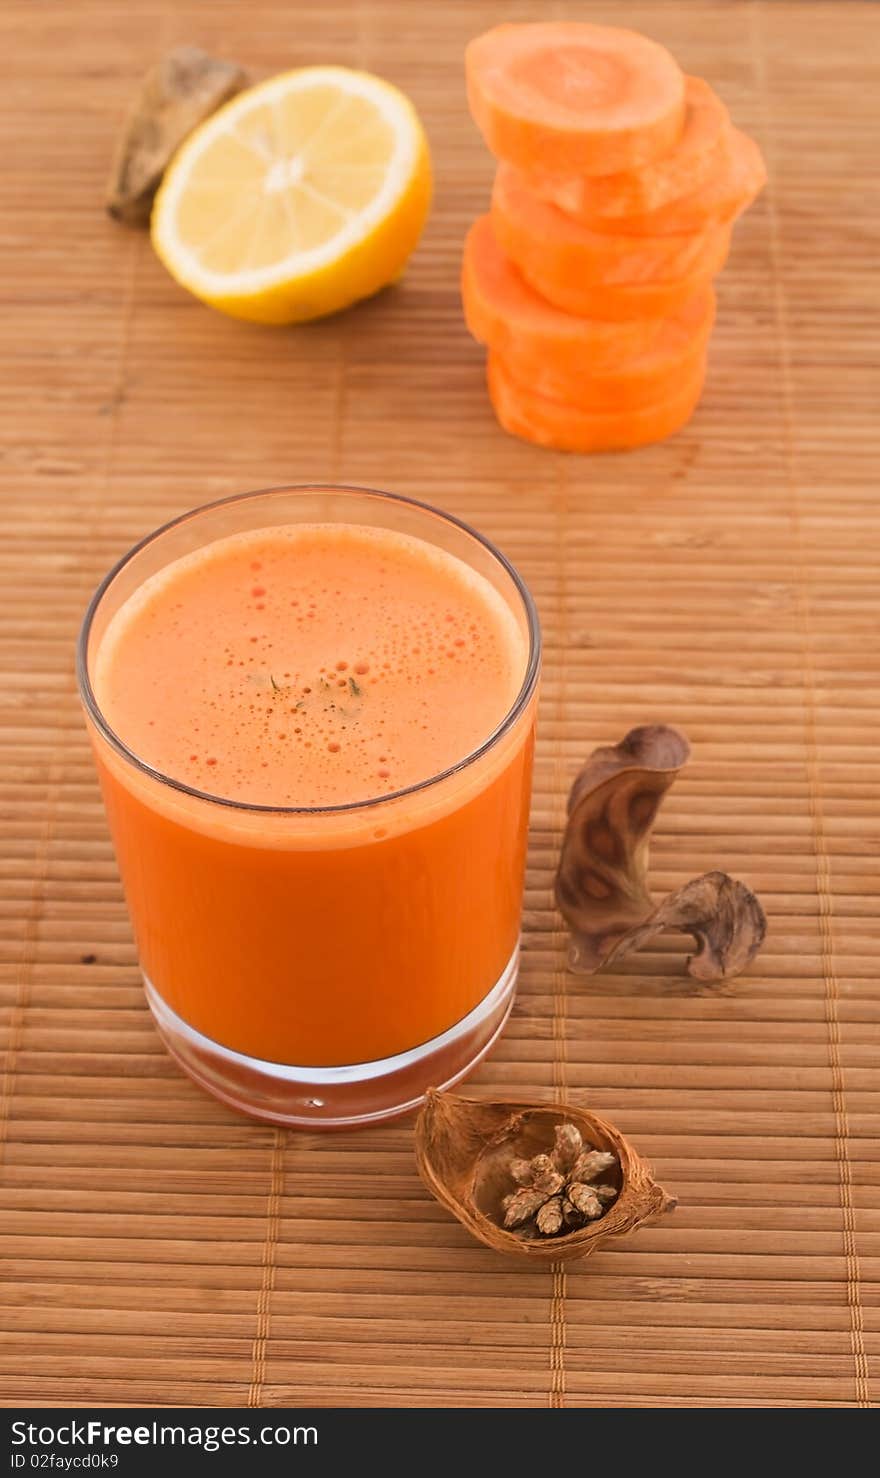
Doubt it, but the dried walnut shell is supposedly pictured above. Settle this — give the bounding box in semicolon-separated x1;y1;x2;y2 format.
415;1091;674;1262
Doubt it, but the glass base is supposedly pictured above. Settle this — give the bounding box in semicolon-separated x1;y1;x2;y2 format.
144;946;519;1128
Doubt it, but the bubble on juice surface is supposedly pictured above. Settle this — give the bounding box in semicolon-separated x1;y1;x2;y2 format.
94;522;527;808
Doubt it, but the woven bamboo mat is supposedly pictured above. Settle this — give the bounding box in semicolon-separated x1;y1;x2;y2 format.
1;0;877;1409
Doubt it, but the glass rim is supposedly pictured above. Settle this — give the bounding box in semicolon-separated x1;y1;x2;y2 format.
76;483;542;816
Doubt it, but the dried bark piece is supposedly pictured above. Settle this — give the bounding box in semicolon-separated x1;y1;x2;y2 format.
555;724;691;972
603;870;767;983
106;46;249;224
414;1091;675;1262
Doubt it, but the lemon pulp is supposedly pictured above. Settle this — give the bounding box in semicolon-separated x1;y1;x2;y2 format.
151;66;432;323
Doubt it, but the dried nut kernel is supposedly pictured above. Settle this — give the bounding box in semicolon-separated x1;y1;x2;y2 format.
536;1198;564;1235
495;1127;623;1237
567;1183;603;1220
501;1186;552;1229
509;1158;535;1186
552;1122;582;1174
414;1090;675;1262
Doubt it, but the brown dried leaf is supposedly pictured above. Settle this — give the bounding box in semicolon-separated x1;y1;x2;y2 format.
414;1091;675;1262
555;724;690;973
604;870;767;983
106;46;249;224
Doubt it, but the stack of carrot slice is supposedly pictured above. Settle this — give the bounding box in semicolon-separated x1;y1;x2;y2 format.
462;22;766;451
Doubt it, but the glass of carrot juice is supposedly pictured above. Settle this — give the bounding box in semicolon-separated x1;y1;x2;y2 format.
77;486;540;1126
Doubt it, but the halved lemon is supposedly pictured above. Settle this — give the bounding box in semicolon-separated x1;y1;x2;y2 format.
151;66;432;323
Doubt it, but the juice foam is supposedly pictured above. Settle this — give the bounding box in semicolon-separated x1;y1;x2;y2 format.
94;523;528;808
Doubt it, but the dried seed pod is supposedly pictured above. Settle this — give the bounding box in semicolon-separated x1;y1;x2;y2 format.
561;1198;580;1227
551;1121;582;1174
567;1183;604;1219
555;727;766;984
532;1167;565;1199
555;724;691;972
603;870;767;983
571;1149;617;1182
501;1186;549;1228
414;1091;675;1262
509;1157;535;1186
536;1197;564;1236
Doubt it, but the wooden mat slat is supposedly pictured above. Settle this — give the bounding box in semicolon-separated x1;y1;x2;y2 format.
1;0;878;1407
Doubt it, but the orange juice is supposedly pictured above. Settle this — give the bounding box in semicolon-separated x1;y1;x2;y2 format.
80;487;539;1126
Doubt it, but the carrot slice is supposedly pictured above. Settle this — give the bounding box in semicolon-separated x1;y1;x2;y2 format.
466;22;686;176
461;216;669;375
491;166;731;317
487;352;706;452
607;129;767;236
498;290;715;412
493;163;725;287
538;128;767;237
525;254;726;319
525;77;730;220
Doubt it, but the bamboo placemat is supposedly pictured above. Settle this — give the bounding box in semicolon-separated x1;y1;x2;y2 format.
1;0;877;1409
